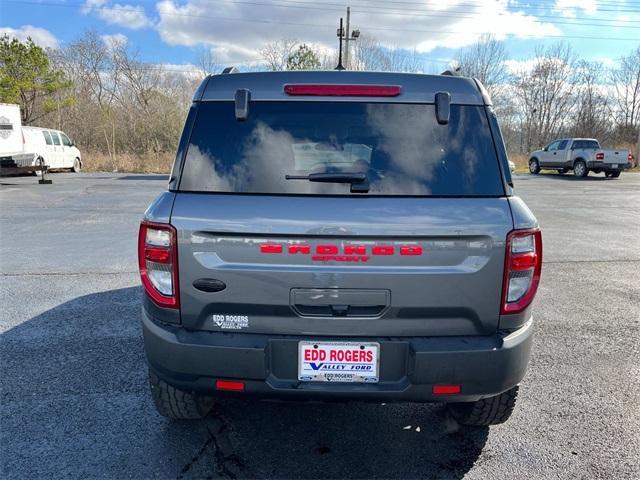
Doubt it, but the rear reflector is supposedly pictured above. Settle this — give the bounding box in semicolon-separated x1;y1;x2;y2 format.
145;247;170;263
284;84;401;97
433;385;461;395
216;380;245;392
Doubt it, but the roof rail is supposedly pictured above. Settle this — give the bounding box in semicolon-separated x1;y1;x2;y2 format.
221;66;239;74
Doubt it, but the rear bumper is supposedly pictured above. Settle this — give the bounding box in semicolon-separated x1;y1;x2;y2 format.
587;161;627;171
142;310;533;403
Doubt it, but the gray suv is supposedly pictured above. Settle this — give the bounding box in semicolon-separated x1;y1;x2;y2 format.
139;70;542;426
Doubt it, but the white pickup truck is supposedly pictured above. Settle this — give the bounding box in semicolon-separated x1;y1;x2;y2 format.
528;138;631;178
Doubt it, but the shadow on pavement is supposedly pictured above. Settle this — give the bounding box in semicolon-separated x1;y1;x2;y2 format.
215;397;488;479
539;173;617;181
118;175;170;181
1;286;488;479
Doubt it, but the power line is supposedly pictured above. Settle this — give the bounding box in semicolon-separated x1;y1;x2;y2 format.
202;0;640;24
72;0;640;29
6;0;640;41
293;0;640;15
202;0;640;30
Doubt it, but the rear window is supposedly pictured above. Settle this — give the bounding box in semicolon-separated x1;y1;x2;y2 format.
573;140;599;149
179;102;504;196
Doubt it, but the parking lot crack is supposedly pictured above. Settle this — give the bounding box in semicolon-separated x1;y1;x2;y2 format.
176;406;245;480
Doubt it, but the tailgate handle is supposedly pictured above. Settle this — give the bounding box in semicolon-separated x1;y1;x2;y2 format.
290;289;390;318
330;305;349;317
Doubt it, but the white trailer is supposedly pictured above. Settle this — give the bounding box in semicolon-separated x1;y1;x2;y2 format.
0;103;82;177
0;103;41;172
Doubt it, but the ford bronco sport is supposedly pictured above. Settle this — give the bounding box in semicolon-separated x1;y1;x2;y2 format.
139;70;541;426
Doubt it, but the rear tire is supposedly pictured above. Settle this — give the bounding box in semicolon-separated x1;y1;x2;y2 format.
72;158;81;173
528;158;540;174
448;386;519;426
149;371;214;420
610;171;621;178
573;160;588;178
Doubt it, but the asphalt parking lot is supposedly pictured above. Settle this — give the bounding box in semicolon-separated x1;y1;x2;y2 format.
1;171;639;479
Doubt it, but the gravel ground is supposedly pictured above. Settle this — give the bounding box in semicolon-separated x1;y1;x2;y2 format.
1;171;639;479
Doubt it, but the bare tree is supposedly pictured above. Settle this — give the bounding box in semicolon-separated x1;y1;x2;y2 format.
259;38;298;71
610;45;640;143
195;46;218;77
453;34;510;102
513;43;578;151
570;61;612;141
351;34;422;73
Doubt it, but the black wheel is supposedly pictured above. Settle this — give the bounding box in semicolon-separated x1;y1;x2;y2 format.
610;171;621;178
448;386;519;426
604;172;612;178
573;160;588;178
528;158;540;174
72;158;81;173
149;370;214;420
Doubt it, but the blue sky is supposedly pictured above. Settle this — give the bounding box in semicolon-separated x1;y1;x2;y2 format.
1;0;639;72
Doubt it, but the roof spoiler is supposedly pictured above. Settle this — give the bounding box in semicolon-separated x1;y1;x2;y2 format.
221;66;239;74
472;78;493;106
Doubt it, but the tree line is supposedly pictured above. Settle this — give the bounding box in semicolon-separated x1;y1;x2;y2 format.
1;31;638;167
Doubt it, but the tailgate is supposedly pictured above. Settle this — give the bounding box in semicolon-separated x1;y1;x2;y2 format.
172;194;513;337
601;150;628;165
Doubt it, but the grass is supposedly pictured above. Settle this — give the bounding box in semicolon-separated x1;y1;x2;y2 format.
81;151;174;174
79;147;638;175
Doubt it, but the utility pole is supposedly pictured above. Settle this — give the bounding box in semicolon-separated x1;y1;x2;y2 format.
335;17;345;70
344;7;351;70
336;8;360;70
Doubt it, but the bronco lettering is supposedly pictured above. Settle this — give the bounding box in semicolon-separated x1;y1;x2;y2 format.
259;242;426;259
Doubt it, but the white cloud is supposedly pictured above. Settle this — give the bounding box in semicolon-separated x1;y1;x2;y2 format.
101;33;128;48
504;58;541;75
0;25;59;49
83;0;152;30
154;0;562;62
554;0;598;18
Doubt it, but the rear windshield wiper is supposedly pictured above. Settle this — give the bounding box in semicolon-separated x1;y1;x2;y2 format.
285;172;369;193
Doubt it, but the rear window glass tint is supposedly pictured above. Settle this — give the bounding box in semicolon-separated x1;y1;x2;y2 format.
179;102;504;196
574;140;599;149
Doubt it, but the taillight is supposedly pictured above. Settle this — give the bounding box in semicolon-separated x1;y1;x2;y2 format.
284;84;401;97
595;152;604;160
501;228;542;315
138;221;179;309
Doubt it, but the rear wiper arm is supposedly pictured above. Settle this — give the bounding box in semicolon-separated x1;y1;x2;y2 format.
285;172;365;183
285;172;369;193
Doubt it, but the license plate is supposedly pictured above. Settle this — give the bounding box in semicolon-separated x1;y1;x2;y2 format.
298;341;379;383
611;164;618;168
